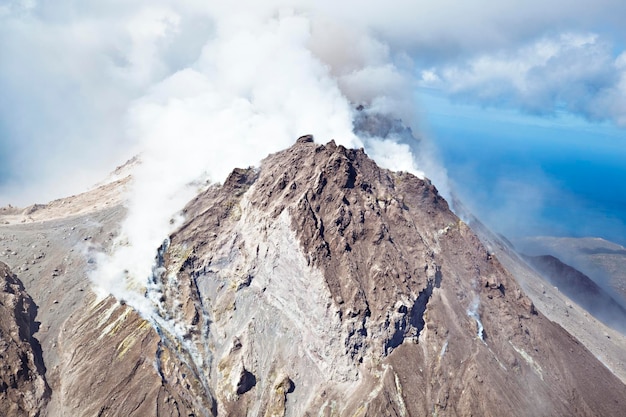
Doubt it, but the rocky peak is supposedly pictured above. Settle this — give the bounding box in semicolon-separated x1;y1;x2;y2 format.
246;137;453;359
353;106;416;142
152;138;626;415
2;137;626;416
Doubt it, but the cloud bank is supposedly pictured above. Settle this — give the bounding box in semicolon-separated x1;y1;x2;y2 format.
2;0;626;204
421;33;626;126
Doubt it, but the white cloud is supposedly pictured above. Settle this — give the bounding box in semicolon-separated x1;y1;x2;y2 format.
423;33;626;125
3;0;626;205
420;70;441;84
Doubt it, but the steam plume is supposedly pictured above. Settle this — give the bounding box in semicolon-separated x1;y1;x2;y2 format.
467;296;485;341
89;7;440;310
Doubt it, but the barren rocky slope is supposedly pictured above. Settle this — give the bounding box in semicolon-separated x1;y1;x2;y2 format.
523;254;626;334
1;137;626;416
0;175;209;416
517;236;626;308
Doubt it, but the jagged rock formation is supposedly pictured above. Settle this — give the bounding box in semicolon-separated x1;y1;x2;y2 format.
149;136;626;415
1;138;626;416
0;262;49;417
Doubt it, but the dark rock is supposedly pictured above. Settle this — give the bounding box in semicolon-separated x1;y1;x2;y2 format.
235;368;256;395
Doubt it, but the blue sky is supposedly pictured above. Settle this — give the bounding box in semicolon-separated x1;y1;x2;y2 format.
1;0;625;245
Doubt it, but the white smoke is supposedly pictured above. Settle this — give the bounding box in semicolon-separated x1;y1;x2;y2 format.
2;0;625;205
467;296;485;342
88;6;438;310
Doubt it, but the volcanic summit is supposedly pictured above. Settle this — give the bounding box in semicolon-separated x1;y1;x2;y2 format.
1;137;626;416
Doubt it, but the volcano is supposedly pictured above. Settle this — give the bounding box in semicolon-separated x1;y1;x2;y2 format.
1;136;626;416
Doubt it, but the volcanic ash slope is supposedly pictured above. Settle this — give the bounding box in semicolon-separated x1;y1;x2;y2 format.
151;136;626;416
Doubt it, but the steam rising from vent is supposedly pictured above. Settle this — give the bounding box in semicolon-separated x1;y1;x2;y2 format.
88;6;449;312
467;297;485;342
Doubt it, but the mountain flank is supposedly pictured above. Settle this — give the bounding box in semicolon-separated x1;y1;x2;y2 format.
524;254;626;334
153;137;626;415
0;137;625;416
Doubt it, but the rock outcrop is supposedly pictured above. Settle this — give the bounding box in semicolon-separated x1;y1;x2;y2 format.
0;262;49;417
